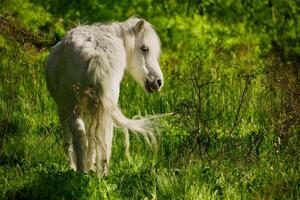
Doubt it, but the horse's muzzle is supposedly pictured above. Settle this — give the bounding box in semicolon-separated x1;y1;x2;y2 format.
145;79;162;92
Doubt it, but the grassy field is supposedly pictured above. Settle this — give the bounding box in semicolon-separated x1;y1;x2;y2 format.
0;0;299;199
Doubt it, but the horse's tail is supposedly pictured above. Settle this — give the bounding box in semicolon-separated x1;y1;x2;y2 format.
110;105;158;153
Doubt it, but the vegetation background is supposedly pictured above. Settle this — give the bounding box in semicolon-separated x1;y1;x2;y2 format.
0;0;299;199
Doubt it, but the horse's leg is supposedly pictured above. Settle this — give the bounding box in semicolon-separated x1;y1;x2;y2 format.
95;121;102;176
104;117;113;174
86;116;97;171
59;112;76;170
94;113;113;176
63;124;77;170
67;115;88;172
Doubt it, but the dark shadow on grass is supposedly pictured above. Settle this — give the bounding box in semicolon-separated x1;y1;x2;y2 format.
5;168;107;200
0;154;26;167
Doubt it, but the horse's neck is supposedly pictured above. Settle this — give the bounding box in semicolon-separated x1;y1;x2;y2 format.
94;23;123;39
94;22;133;68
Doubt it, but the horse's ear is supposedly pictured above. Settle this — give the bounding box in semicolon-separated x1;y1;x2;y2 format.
134;20;145;35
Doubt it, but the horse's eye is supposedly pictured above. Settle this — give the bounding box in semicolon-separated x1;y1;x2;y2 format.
141;45;149;52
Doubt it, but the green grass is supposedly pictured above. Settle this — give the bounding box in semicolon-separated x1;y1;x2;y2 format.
1;0;300;199
1;130;299;199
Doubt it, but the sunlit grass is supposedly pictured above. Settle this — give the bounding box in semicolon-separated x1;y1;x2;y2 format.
0;2;299;199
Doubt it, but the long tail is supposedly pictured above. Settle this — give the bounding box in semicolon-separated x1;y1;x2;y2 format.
101;96;173;155
111;105;158;153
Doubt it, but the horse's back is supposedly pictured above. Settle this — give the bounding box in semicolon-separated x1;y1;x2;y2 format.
45;24;126;113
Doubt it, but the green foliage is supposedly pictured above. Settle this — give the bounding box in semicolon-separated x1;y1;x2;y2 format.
18;168;118;200
0;0;299;199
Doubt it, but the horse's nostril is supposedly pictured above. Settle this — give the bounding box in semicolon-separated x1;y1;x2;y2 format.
157;79;162;87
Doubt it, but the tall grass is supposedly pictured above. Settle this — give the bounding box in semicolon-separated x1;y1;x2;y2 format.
0;1;299;199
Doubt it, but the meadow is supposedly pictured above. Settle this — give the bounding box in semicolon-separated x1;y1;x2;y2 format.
0;0;299;199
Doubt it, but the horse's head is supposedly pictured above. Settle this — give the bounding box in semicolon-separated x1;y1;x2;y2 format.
126;18;163;93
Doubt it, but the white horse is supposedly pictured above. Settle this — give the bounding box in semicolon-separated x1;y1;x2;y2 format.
45;16;163;175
